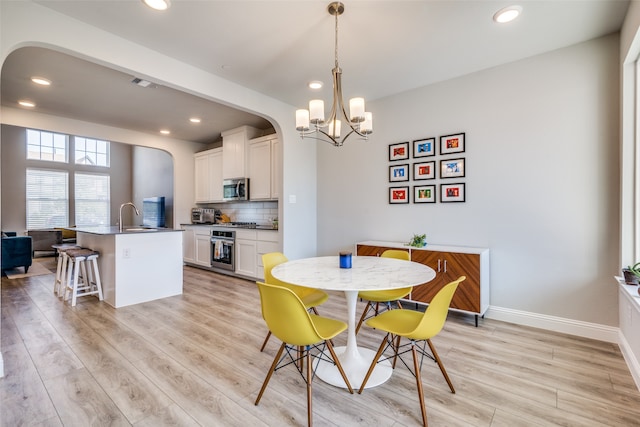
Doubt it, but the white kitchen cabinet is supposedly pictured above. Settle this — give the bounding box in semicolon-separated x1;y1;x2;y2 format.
194;148;223;203
235;229;257;278
182;225;195;263
222;126;261;180
256;230;280;279
248;133;280;200
195;232;212;266
271;138;281;200
182;225;211;267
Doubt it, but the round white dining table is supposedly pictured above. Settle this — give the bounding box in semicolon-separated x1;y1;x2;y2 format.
271;255;436;389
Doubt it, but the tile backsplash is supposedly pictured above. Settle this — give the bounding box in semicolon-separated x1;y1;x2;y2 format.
200;201;278;226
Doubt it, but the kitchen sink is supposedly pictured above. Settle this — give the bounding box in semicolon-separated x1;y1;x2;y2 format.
124;227;157;232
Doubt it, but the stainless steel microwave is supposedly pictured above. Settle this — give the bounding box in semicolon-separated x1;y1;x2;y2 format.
223;178;249;201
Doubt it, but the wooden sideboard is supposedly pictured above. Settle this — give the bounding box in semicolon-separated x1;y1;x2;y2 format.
355;241;490;325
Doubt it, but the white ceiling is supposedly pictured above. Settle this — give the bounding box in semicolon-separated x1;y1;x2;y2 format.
0;0;630;143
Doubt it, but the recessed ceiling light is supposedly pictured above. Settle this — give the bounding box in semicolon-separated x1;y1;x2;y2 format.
160;129;171;135
31;76;51;86
309;81;323;90
18;100;36;108
189;117;201;124
142;0;170;11
493;5;522;24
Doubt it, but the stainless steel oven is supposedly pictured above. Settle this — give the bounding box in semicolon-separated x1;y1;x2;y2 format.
211;229;235;271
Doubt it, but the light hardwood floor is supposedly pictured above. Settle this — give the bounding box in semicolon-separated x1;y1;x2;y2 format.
2;258;640;426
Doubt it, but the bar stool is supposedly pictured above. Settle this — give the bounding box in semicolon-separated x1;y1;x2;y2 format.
63;248;103;306
52;244;80;296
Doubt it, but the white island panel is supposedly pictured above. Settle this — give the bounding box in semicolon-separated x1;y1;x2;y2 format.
77;228;183;308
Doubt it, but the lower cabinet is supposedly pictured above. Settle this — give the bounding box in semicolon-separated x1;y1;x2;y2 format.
182;225;212;267
256;231;280;280
356;241;489;323
182;226;195;263
236;229;258;278
195;232;212;266
236;229;281;279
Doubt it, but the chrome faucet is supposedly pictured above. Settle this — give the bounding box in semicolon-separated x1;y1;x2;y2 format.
119;202;140;232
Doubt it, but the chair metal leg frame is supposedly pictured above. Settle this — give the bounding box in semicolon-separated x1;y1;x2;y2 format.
358;333;454;427
260;306;322;352
355;300;403;335
255;340;353;426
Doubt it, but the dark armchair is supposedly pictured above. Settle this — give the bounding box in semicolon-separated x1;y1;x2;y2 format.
1;232;33;273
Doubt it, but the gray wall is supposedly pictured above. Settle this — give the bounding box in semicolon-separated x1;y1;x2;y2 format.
317;34;620;327
132;145;174;228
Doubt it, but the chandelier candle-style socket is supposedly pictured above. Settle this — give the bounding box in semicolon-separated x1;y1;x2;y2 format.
295;2;373;146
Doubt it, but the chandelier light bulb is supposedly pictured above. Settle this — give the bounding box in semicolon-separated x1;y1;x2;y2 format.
296;109;310;131
349;97;365;122
328;119;341;139
309;99;325;124
360;112;373;135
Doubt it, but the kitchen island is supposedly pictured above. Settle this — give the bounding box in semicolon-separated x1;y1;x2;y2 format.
74;226;183;308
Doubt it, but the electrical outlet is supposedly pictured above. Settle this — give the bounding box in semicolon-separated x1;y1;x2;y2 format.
123;248;131;259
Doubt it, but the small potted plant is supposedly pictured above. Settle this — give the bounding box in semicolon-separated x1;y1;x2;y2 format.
622;262;640;285
408;233;427;248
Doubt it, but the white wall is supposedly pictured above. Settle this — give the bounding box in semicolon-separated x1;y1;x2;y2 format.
318;34;621;328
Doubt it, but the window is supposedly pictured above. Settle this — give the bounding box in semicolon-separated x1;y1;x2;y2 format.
75;173;110;226
26;129;68;162
75;137;110;166
26;169;69;229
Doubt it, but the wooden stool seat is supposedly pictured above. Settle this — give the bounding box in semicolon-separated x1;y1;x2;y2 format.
52;244;81;296
63;248;103;306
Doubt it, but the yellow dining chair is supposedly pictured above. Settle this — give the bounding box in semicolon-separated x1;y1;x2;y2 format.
254;281;353;427
358;276;466;427
355;249;411;334
259;252;329;352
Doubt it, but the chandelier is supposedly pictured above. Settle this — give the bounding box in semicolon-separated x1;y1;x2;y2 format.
295;2;373;146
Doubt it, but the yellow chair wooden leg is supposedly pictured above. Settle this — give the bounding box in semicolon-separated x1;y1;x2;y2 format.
427;339;455;393
412;344;428;427
255;342;286;405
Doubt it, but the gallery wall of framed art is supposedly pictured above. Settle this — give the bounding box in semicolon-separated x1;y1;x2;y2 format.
388;132;466;204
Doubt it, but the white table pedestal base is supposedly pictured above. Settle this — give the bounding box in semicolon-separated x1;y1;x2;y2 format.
314;345;392;389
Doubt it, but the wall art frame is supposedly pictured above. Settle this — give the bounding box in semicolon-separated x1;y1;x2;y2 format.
440;132;465;155
389;164;409;182
414;185;436;203
389;141;410;161
413;161;435;180
389;186;410;204
413;138;435;158
441;183;465;203
440;158;465;179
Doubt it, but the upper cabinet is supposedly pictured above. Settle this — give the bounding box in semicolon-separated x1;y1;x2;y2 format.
248;134;280;201
221;126;261;179
194;148;223;203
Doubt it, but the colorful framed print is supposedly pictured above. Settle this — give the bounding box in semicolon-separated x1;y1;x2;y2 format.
389;142;410;161
413;161;435;180
440;158;465;179
440;132;465;155
389;186;410;204
413;138;435;158
441;183;465;203
389;164;409;182
414;185;436;203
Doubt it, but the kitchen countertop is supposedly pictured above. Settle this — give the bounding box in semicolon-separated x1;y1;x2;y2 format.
181;223;278;231
73;226;183;235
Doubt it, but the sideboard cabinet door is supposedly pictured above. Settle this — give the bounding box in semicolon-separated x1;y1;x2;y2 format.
410;250;481;313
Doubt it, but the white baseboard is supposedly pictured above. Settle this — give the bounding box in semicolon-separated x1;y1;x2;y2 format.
485;306;619;343
619;331;640;390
